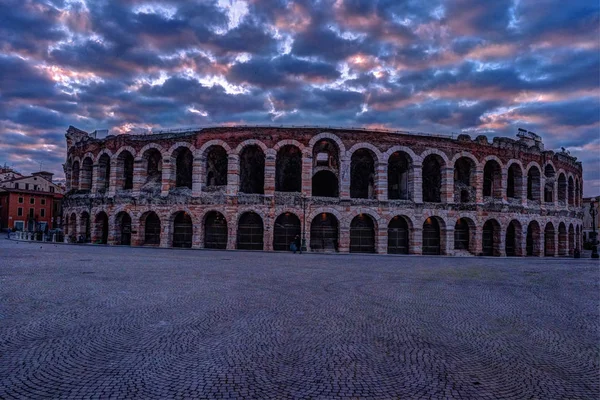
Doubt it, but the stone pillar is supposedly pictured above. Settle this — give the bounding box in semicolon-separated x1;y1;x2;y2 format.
131;217;141;247
160;220;170;248
227;155;239;197
474;168;484;204
377;225;387;254
444;227;455;256
474;225;483;256
338;224;350;253
161;159;172;196
519;226;528;257
553;231;559;257
227;220;237;250
91;164;99;194
339;156;350;200
108;160;118;197
301;153;312;197
376;162;387;201
442;167;454;203
411;227;422;255
192;157;202;197
264;150;276;197
263;218;273;251
133;158;144;196
412;165;423;204
498;227;506;257
501;171;508;202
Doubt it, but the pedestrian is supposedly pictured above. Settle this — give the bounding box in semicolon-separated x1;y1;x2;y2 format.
290;239;297;253
6;227;11;239
293;235;302;254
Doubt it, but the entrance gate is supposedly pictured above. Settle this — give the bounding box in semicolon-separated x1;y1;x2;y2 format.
310;214;338;252
204;211;227;249
388;217;409;254
144;212;161;245
237;213;264;250
173;212;193;248
273;213;301;251
350;215;375;253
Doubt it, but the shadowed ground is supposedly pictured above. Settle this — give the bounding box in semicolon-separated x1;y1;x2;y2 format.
0;238;598;399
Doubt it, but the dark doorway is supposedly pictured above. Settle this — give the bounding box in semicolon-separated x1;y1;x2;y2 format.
144;212;161;245
312;170;339;197
273;213;301;251
117;213;132;245
526;221;540;256
422;155;442;202
350;214;376;253
95;212;109;244
454;219;470;250
175;148;193;189
239;146;265;194
276;146;302;192
172;212;193;248
206;146;228;188
204;211;228;249
505;222;517;256
388;216;409;254
237;212;264;250
388;152;411;200
350;149;375;199
544;223;555;257
310;213;338;252
482;220;498;256
422;218;440;255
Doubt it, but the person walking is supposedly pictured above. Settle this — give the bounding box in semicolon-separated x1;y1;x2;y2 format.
293;235;302;254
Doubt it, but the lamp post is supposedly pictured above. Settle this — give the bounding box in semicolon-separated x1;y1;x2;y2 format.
590;199;599;259
301;195;307;252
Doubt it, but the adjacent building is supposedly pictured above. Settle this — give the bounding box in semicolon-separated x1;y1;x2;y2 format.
582;196;600;243
0;172;64;232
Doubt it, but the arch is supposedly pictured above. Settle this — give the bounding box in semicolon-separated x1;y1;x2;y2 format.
526;220;541;256
349;214;376;253
94;149;114;163
115;211;132;245
544;222;555;256
557;173;567;205
422;154;445;203
388;215;411;254
93;211;109;244
558;222;567;256
454;217;476;254
80;157;93;191
203;211;228;249
506;162;524;200
310;212;339;252
234;139;269;156
544;164;555;203
567;175;575;206
422;217;442;255
505;219;522;257
71;160;80;190
273;139;306;153
273;212;301;251
138;143;166;158
198;139;232;156
482;219;501;256
483;159;502;199
388;151;412;200
140;147;163;189
205;145;228;188
79;211;91;243
172;211;193;248
239;145;265;194
350;148;377;199
96;153;111;193
568;224;575;256
527;164;541;202
308;132;346;155
141;211;161;246
275;145;302;192
116;150;134;190
312;137;341;185
420;149;450;165
384;145;420;164
237;212;264;250
347;142;382;163
312;170;339;197
114;146;137;159
454;157;476;203
172;146;193;189
481;155;504;169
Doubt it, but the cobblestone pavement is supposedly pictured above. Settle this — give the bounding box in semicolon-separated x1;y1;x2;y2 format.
0;238;598;399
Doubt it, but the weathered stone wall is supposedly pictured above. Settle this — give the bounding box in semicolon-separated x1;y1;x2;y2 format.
62;126;584;256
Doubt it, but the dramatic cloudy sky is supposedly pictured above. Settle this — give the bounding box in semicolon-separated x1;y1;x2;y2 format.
1;0;599;193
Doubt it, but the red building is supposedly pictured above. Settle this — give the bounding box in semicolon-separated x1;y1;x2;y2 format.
0;172;64;232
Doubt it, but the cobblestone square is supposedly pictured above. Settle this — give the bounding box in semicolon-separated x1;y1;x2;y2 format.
0;238;598;399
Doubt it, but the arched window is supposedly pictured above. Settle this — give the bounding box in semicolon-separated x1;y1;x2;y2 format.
557;173;567;205
505;220;522;257
312;171;339;197
422;217;441;255
388;152;411;200
388;216;409;254
204;211;228;249
507;163;523;199
71;160;80;190
80;158;93;191
79;212;90;242
143;212;161;245
454;218;470;251
482;219;501;256
172;212;193;248
422;155;443;203
544;222;555;256
350;214;376;253
454;157;475;203
273;213;301;251
115;212;132;245
97;154;111;193
526;221;541;256
142;149;162;189
544;164;555;203
568;224;575;256
239;145;265;194
558;223;567;256
483;160;502;199
174;147;193;189
237;212;264;250
312;139;340;197
276;145;302;192
94;212;109;244
205;146;228;188
310;213;338;252
350;149;376;199
527;166;541;202
117;151;134;190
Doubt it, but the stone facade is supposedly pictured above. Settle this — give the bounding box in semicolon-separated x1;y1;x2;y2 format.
62;125;584;256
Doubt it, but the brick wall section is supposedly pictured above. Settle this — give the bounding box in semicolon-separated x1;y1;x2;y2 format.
62;127;584;256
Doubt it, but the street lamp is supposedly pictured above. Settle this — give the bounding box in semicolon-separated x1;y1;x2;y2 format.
590;199;599;259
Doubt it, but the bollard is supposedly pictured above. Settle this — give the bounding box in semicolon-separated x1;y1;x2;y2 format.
52;234;56;243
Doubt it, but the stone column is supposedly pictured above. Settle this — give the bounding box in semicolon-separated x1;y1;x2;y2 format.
108;160;118;197
132;158;144;196
412;165;423;204
263;218;273;251
501;171;508;202
411;227;422;255
474;168;484;204
498;227;506;257
338;224;350;253
227;220;237;250
339;156;350;200
264;150;276;197
192;157;203;197
227;155;239;197
91;164;99;195
444;227;455;256
377;225;387;254
474;225;483;256
376;162;387;201
442;167;454;204
301;153;312;197
160;218;170;248
161;159;172;197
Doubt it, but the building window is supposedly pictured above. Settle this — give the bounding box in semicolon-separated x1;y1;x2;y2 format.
18;197;23;203
14;183;19;189
50;187;54;193
41;209;45;217
14;221;24;231
41;198;46;205
30;197;35;205
17;207;23;216
25;183;29;190
29;208;34;218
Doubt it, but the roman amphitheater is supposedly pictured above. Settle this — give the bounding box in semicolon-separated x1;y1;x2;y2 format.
62;125;584;257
